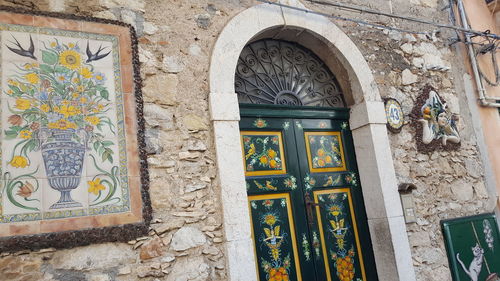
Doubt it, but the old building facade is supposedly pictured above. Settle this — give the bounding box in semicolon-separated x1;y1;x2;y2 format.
0;0;498;281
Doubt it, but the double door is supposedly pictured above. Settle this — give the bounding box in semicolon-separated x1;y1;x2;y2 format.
239;107;378;281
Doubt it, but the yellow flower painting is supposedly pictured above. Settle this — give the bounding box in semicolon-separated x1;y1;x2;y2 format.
59;50;81;70
10;156;29;168
88;178;106;195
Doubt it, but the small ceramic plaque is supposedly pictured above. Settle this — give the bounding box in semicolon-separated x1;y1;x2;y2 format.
384;98;404;133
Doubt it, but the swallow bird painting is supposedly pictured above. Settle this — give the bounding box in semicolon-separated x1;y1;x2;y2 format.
86;41;111;63
6;35;37;60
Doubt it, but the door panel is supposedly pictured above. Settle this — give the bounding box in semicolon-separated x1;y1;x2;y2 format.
240;112;377;281
240;117;316;281
248;193;302;281
303;131;347;173
293;117;377;281
313;188;366;281
241;131;287;177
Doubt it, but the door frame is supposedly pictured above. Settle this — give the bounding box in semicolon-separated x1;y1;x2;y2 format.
208;1;416;280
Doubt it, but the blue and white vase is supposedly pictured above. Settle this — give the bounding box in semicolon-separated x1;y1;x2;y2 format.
41;129;85;209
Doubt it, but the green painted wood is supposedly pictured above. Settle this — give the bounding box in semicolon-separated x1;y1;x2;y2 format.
240;116;316;281
240;107;378;281
293;117;378;281
441;213;500;281
240;104;349;120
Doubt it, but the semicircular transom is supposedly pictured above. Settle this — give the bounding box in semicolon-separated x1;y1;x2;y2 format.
235;39;346;108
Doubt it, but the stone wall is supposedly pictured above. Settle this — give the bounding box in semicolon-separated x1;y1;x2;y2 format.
0;0;495;281
0;0;247;280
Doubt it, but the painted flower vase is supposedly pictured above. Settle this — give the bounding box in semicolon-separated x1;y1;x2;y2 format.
41;129;85;209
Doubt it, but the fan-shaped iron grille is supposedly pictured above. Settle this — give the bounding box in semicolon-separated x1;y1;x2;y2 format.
235;39;345;107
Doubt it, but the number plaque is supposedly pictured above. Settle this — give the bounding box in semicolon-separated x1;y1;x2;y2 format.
384;98;405;133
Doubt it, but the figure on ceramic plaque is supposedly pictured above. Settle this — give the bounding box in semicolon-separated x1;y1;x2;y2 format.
418;91;460;146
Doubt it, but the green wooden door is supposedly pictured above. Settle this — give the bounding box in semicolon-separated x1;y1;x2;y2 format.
240;106;378;281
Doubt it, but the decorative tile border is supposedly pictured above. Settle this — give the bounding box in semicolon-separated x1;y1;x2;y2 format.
0;6;151;252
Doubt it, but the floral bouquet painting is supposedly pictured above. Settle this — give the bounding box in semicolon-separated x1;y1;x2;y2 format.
2;33;122;214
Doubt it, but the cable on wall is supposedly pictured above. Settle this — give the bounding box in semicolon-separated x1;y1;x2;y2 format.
257;0;500;40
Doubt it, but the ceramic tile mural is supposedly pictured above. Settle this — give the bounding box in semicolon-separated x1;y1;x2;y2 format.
0;11;146;242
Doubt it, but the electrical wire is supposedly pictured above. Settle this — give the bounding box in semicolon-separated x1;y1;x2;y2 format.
256;0;431;36
257;0;500;40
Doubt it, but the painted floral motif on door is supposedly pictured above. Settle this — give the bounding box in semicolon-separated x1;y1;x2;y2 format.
241;131;287;176
249;194;302;281
0;24;129;222
314;189;366;281
304;132;346;173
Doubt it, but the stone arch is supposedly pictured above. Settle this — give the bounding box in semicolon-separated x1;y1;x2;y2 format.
209;1;416;280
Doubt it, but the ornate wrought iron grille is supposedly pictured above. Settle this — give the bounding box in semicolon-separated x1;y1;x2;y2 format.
235;39;345;107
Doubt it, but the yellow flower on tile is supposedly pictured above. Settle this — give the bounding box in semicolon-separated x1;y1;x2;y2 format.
24;73;39;84
80;97;88;103
68;43;75;48
23;63;32;70
92;104;105;113
50;42;57;48
79;67;93;79
88;178;106;195
19;130;32;139
59;50;81;70
40;104;50;112
6;89;14;95
10;156;28;168
94;73;104;81
72;93;80;99
72;77;80;84
7;79;19;86
15;98;31;110
85;116;100;125
58;105;80;118
76;85;85;92
56;74;67;82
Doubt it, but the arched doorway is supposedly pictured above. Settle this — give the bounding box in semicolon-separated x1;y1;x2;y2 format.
209;2;416;281
236;39;378;281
